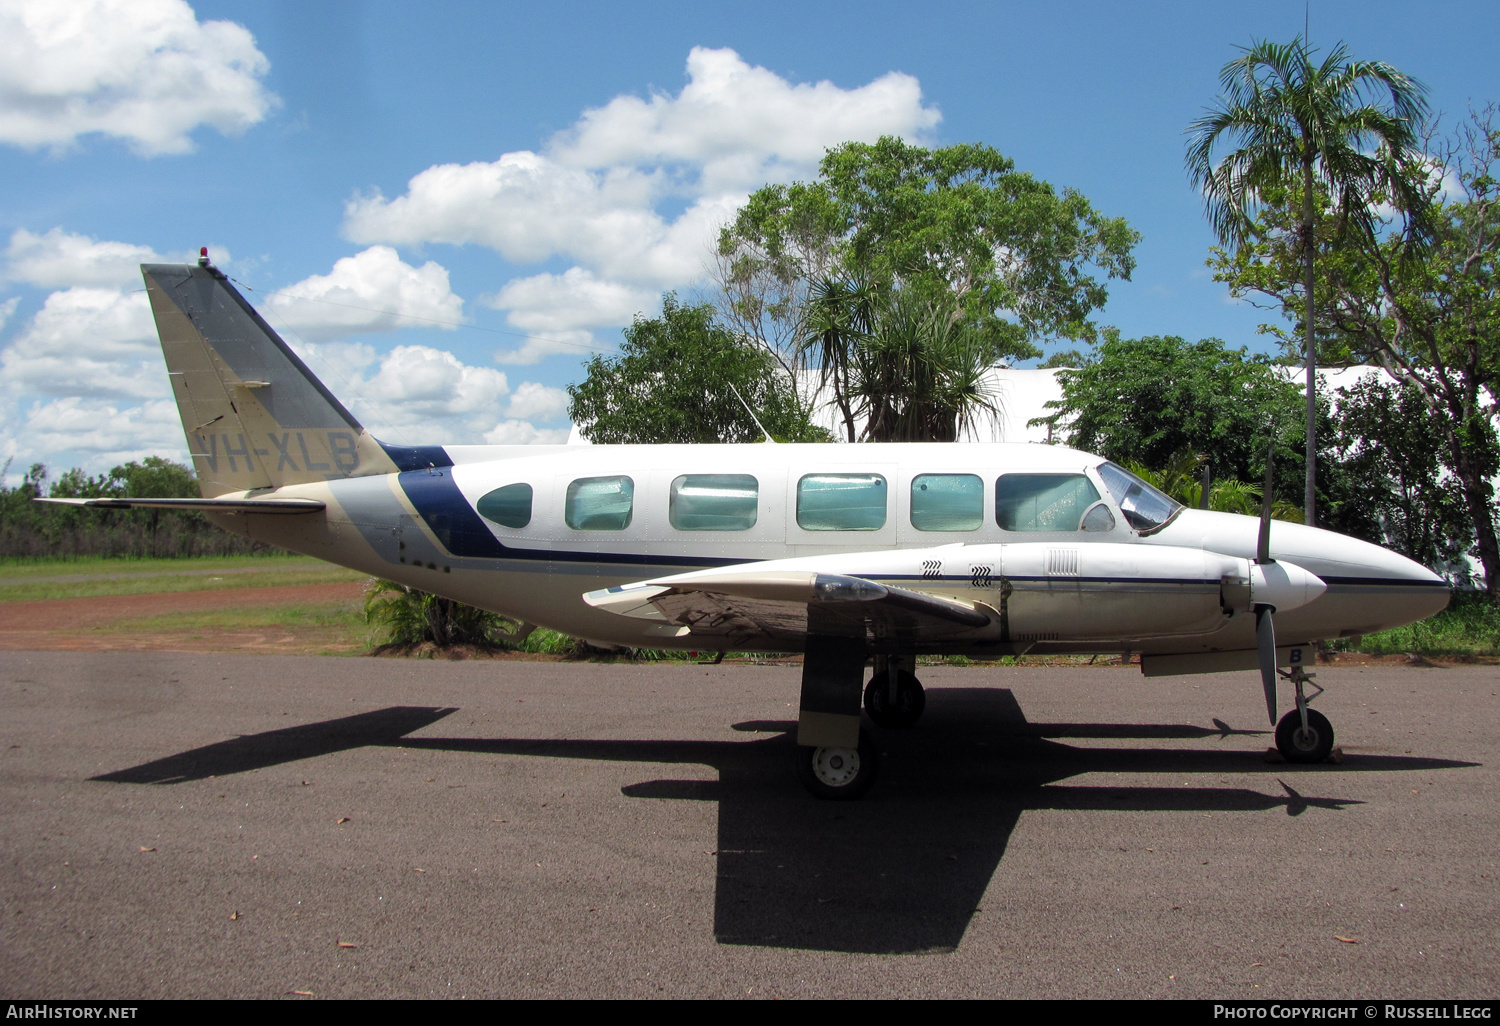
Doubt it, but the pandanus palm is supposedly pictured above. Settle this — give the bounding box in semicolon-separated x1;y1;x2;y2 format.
799;281;1001;443
1186;36;1429;526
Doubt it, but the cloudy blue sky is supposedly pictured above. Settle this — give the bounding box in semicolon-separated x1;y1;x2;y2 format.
1;0;1496;483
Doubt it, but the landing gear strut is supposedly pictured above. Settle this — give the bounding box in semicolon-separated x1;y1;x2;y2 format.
1273;665;1334;763
863;656;925;728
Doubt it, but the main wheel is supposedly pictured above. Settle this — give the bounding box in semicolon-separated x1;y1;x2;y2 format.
797;728;881;800
863;670;926;728
1275;707;1334;764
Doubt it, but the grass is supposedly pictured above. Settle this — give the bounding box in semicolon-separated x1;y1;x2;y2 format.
0;552;310;573
99;599;376;656
0;555;365;602
1335;592;1500;658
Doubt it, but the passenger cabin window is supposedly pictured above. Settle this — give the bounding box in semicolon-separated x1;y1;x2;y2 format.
565;475;634;531
670;474;758;531
476;482;533;529
910;473;983;531
797;474;887;531
996;474;1102;532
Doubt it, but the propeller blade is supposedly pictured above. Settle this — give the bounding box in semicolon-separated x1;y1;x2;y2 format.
1256;604;1277;725
1257;438;1276;564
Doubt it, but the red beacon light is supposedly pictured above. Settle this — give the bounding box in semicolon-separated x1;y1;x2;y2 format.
198;246;210;267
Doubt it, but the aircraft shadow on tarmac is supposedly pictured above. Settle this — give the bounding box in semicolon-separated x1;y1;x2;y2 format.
92;687;1478;956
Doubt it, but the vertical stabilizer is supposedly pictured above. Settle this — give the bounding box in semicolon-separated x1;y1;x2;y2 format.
142;260;398;496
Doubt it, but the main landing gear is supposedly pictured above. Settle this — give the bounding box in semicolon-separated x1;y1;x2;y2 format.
863;656;926;729
1273;664;1335;764
797;726;881;800
794;646;926;800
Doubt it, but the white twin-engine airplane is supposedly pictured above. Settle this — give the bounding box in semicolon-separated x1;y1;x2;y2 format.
51;256;1450;798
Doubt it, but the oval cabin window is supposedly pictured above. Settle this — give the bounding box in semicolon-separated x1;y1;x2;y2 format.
476;482;532;529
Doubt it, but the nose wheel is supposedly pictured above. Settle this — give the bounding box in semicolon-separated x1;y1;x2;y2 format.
1276;707;1334;763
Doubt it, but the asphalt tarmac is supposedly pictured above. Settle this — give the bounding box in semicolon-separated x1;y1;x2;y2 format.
2;651;1496;999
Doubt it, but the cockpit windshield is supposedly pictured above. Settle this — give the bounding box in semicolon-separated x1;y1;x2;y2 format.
1095;462;1183;534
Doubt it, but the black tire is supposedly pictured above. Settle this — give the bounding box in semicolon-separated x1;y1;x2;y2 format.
796;727;881;800
1276;708;1335;764
863;670;926;728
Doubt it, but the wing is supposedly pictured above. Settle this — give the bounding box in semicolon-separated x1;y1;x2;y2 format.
35;497;325;515
583;558;997;650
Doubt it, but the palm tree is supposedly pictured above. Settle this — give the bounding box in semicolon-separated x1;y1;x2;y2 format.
1185;37;1429;527
798;283;1003;443
800;277;878;442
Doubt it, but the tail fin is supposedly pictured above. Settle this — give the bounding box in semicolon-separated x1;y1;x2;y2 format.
142;260;398;496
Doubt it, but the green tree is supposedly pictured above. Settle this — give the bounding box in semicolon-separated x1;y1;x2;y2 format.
1;455;271;559
567;294;829;444
1038;333;1302;484
1034;332;1379;540
716;137;1138;430
1334;376;1474;574
797;279;1002;442
1186;36;1430;527
1212;108;1500;595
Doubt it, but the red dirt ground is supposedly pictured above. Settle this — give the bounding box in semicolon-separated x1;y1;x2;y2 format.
0;581;368;655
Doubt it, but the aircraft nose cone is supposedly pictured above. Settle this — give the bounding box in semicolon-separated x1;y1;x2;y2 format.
1325;535;1451;629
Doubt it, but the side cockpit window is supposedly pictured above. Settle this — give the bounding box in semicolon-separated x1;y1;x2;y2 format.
476;482;533;529
566;475;634;531
996;473;1102;532
670;474;758;531
910;473;983;531
797;474;887;531
1096;462;1183;534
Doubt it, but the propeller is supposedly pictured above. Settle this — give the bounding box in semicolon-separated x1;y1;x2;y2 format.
1254;435;1278;725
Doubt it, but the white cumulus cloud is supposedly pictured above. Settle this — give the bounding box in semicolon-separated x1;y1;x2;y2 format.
11;396;186;469
0;286;164;399
4;227;166;288
332;344;510;442
483;420;570;445
0;296;17;332
345;152;664;276
486;267;657;332
0;0;278;155
504;381;570;422
264;246;464;342
551;46;940;194
493;328;602;367
344;47;940;364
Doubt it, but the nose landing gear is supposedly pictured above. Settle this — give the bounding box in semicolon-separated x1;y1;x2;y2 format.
1273;665;1334;763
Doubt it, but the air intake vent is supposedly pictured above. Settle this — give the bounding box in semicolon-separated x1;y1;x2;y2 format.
1046;548;1080;576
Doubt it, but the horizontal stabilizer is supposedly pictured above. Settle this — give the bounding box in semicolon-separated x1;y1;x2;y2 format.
36;496;325;515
